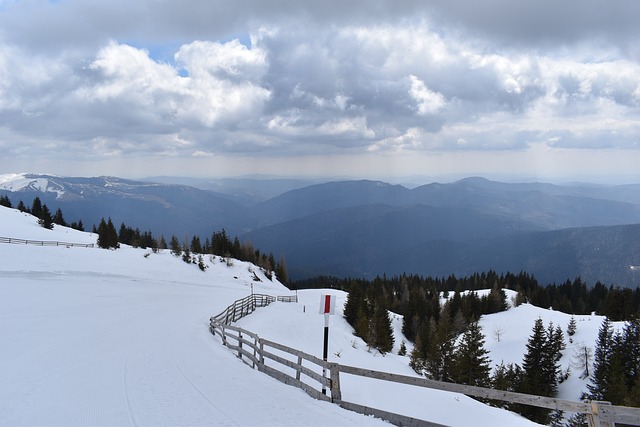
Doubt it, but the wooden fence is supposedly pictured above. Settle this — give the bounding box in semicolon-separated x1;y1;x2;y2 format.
0;236;95;248
210;296;640;427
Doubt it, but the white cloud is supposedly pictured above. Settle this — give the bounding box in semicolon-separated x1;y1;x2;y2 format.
0;2;639;180
409;75;446;115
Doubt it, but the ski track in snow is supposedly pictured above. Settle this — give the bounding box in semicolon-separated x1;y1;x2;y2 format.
123;343;140;427
172;360;240;427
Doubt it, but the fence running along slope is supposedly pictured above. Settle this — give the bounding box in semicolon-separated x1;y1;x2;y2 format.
0;236;95;248
210;294;640;427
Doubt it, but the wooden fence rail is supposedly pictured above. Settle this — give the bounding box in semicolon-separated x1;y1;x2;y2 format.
210;297;640;427
0;236;95;248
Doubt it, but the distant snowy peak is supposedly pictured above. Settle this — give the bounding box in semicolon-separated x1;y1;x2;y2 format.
0;173;168;200
0;173;66;198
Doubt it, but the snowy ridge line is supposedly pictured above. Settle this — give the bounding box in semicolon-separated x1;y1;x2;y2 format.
210;298;640;427
0;236;95;248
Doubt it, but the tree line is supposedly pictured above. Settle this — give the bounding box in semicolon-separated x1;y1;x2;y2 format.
93;218;288;281
291;271;640;320
1;195;84;231
0;194;287;281
292;272;640;423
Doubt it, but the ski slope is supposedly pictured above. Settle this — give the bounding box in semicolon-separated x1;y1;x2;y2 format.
1;205;611;426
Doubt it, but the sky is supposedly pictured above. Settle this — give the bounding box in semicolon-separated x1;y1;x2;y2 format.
1;0;639;183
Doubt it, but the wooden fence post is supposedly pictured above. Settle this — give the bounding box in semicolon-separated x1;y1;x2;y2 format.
329;363;342;403
252;336;258;369
238;330;243;360
258;338;265;366
296;355;303;381
588;401;613;427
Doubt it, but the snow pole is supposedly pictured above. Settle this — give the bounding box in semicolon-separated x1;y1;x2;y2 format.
322;313;329;395
319;294;335;395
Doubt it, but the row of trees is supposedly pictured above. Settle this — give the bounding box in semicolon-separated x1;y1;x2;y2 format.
1;195;84;231
320;271;640;423
292;271;640;321
1;194;288;281
343;286;394;354
93;217;288;282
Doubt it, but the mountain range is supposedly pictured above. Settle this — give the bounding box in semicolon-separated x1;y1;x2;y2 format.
2;173;640;286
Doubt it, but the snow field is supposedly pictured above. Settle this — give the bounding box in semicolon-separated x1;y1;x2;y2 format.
1;205;620;426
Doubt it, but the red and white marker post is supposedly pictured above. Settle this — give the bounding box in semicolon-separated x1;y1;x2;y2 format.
319;294;336;395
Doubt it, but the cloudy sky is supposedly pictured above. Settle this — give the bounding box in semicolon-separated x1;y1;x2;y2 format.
1;0;639;183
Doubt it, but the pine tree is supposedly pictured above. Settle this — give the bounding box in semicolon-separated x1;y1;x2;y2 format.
587;318;614;401
190;235;202;254
518;318;555;424
37;205;54;229
170;235;181;256
620;318;640;394
17;200;27;212
0;195;11;208
31;197;43;218
425;313;455;382
398;341;407;356
567;315;577;339
409;321;430;375
97;218;109;249
97;217;119;249
451;322;491;387
106;218;118;249
369;303;394;354
52;208;66;227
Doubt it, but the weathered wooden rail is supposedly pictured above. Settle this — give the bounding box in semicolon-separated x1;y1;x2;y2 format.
210;296;640;427
0;236;95;248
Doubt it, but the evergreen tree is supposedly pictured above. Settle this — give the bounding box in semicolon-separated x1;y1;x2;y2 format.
197;255;206;271
619;318;640;394
425;313;455;382
587;318;614;401
169;235;181;256
96;218;109;249
17;200;27;212
567;315;577;341
97;217;119;249
398;341;407;356
106;218;118;249
369;303;394;354
0;195;11;208
31;197;43;218
409;321;430;375
182;239;192;263
518;318;556;424
71;219;84;231
190;235;202;254
52;208;66;227
451;322;491;387
37;204;54;229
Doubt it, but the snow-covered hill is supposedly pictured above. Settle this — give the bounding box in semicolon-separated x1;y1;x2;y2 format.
0;207;385;426
1;205;614;426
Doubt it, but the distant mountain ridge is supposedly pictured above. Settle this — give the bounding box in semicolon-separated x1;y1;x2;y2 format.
0;173;255;238
2;173;640;286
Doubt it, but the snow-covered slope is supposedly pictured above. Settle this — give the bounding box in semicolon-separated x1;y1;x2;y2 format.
2;205;609;426
237;291;542;426
480;300;624;403
0;207;385;426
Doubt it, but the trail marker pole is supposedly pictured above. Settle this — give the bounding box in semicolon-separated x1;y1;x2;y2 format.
319;294;336;395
